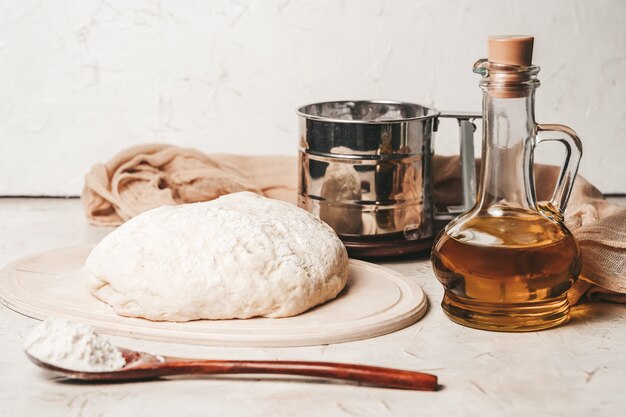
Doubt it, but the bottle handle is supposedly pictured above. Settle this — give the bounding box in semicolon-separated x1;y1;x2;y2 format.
534;124;583;214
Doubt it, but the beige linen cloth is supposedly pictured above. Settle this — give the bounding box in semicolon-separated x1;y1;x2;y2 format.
82;143;626;304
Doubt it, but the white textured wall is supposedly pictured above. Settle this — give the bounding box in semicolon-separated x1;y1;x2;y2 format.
1;0;625;195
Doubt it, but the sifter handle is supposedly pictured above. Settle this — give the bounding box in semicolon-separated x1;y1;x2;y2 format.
436;112;481;217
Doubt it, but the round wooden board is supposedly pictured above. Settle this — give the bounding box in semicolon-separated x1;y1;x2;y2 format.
0;245;427;347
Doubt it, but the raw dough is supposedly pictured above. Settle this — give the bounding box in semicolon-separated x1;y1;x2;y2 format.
85;192;348;321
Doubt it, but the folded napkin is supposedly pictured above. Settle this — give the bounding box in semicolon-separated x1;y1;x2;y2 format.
82;144;626;304
82;144;297;226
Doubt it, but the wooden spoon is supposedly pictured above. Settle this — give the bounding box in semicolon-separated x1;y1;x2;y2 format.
26;348;438;391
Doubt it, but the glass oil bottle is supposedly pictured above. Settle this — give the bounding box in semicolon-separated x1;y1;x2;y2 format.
431;36;583;331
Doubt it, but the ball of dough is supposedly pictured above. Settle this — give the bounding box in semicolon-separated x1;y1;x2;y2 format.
85;192;348;321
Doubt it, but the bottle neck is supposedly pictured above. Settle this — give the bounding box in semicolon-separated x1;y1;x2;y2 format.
476;90;537;212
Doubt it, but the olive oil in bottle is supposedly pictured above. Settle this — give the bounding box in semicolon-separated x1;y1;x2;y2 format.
431;35;583;331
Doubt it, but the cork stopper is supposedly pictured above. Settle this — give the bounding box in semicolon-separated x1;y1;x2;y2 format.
488;35;534;66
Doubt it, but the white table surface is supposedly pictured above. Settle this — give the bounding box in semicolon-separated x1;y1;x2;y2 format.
1;197;625;417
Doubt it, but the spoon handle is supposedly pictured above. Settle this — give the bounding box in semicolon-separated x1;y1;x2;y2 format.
156;359;438;391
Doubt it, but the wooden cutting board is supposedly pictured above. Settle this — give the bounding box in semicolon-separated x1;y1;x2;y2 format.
0;245;427;347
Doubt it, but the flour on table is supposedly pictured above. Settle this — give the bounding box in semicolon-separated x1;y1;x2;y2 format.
24;317;125;372
85;192;349;321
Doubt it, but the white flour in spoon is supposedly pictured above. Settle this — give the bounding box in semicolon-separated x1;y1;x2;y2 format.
24;318;125;372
